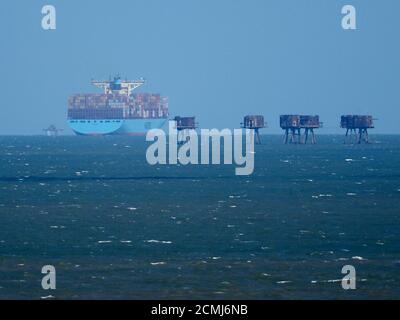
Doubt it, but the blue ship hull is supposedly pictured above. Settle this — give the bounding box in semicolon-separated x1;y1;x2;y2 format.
68;118;168;136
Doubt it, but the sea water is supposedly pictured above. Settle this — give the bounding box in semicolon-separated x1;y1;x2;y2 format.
0;135;399;299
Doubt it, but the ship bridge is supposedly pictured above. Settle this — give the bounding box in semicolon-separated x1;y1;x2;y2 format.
91;76;145;95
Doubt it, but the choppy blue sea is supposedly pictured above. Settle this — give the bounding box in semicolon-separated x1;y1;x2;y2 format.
0;135;399;299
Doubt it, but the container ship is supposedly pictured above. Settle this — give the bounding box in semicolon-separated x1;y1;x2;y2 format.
68;76;168;135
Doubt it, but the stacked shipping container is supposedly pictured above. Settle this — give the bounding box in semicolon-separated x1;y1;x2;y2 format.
68;93;169;120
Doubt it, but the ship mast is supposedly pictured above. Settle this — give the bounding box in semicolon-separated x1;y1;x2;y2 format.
91;76;146;95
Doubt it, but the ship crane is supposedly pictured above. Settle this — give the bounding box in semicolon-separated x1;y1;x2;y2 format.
91;76;146;95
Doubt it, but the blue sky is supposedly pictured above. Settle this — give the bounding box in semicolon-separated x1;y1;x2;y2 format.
0;0;399;134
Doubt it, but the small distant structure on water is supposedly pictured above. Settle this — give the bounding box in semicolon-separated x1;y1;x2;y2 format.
280;115;322;144
241;115;265;144
173;116;198;143
341;115;375;144
43;125;63;137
